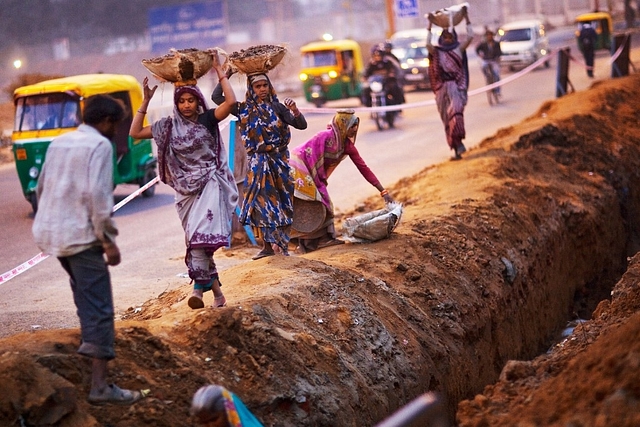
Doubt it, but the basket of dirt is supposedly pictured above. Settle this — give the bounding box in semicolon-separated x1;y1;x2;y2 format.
228;44;287;75
426;2;469;28
142;47;228;86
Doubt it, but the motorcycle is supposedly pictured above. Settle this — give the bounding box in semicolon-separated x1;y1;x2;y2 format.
309;77;326;108
366;74;398;130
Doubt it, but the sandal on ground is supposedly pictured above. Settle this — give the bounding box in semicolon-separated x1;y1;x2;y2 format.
213;295;227;308
188;289;205;309
88;384;143;406
317;239;345;249
252;250;275;260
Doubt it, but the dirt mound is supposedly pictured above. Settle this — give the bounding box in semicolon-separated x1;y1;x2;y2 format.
0;74;639;427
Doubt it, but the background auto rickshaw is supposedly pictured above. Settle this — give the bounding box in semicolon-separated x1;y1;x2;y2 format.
575;11;613;51
12;73;157;213
299;39;364;107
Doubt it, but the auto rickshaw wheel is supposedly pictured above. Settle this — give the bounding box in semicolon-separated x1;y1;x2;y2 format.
140;168;157;198
28;193;38;214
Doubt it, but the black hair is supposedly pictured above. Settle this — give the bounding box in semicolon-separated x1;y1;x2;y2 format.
82;94;125;126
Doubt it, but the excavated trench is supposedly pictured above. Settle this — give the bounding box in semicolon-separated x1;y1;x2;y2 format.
208;76;640;426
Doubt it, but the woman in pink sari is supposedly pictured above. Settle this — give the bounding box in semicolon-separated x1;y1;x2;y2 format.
290;109;394;253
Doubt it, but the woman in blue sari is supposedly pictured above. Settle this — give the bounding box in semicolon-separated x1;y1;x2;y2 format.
213;72;307;259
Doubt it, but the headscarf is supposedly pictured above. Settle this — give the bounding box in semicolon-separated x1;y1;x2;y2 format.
238;73;291;154
438;29;460;52
173;85;209;114
331;108;359;147
248;73;268;85
153;84;223;194
322;108;359;176
191;385;263;427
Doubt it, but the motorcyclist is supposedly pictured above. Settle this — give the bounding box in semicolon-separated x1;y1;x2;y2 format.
382;41;406;103
361;45;403;107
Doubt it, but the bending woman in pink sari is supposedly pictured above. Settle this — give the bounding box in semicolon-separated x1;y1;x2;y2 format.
290;109;394;253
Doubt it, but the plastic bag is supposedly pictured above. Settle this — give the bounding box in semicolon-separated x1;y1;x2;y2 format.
342;203;403;243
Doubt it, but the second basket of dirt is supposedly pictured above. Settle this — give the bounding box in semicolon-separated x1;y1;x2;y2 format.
228;44;287;75
142;48;227;86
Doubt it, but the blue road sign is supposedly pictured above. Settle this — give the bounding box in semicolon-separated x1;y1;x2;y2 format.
396;0;419;18
148;1;226;53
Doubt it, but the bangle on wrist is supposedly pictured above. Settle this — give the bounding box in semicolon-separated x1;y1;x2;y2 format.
137;109;147;115
218;75;228;81
380;189;389;197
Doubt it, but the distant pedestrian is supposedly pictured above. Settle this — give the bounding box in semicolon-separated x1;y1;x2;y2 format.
32;94;143;406
427;7;474;160
579;23;597;77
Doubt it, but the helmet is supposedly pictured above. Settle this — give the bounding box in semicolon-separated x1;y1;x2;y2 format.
371;45;383;56
383;41;393;50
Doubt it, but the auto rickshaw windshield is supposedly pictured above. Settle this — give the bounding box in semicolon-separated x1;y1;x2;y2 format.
14;93;80;132
302;50;338;68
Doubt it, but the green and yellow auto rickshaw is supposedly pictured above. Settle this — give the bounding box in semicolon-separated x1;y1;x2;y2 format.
575;11;613;51
12;73;157;213
299;39;364;107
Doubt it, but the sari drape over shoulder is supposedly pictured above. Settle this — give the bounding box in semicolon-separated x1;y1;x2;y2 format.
152;105;238;253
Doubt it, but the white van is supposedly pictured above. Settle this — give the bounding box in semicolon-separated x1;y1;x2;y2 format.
497;19;550;70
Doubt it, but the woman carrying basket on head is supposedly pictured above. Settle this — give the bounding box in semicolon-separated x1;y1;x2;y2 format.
130;49;238;310
213;61;307;260
426;5;474;160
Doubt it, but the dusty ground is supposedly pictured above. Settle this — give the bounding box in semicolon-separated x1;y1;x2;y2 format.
1;73;640;427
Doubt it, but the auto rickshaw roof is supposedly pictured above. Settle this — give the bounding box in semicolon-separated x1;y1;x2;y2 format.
13;74;142;101
300;39;361;53
575;11;612;23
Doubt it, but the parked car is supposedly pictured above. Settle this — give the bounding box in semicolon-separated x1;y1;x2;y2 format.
498;19;550;71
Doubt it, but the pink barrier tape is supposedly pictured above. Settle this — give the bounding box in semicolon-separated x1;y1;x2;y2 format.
112;176;160;212
567;34;630;72
468;50;555;96
299;49;559;115
0;252;49;285
0;176;155;284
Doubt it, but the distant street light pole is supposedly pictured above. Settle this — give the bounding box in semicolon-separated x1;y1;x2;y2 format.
386;0;396;38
